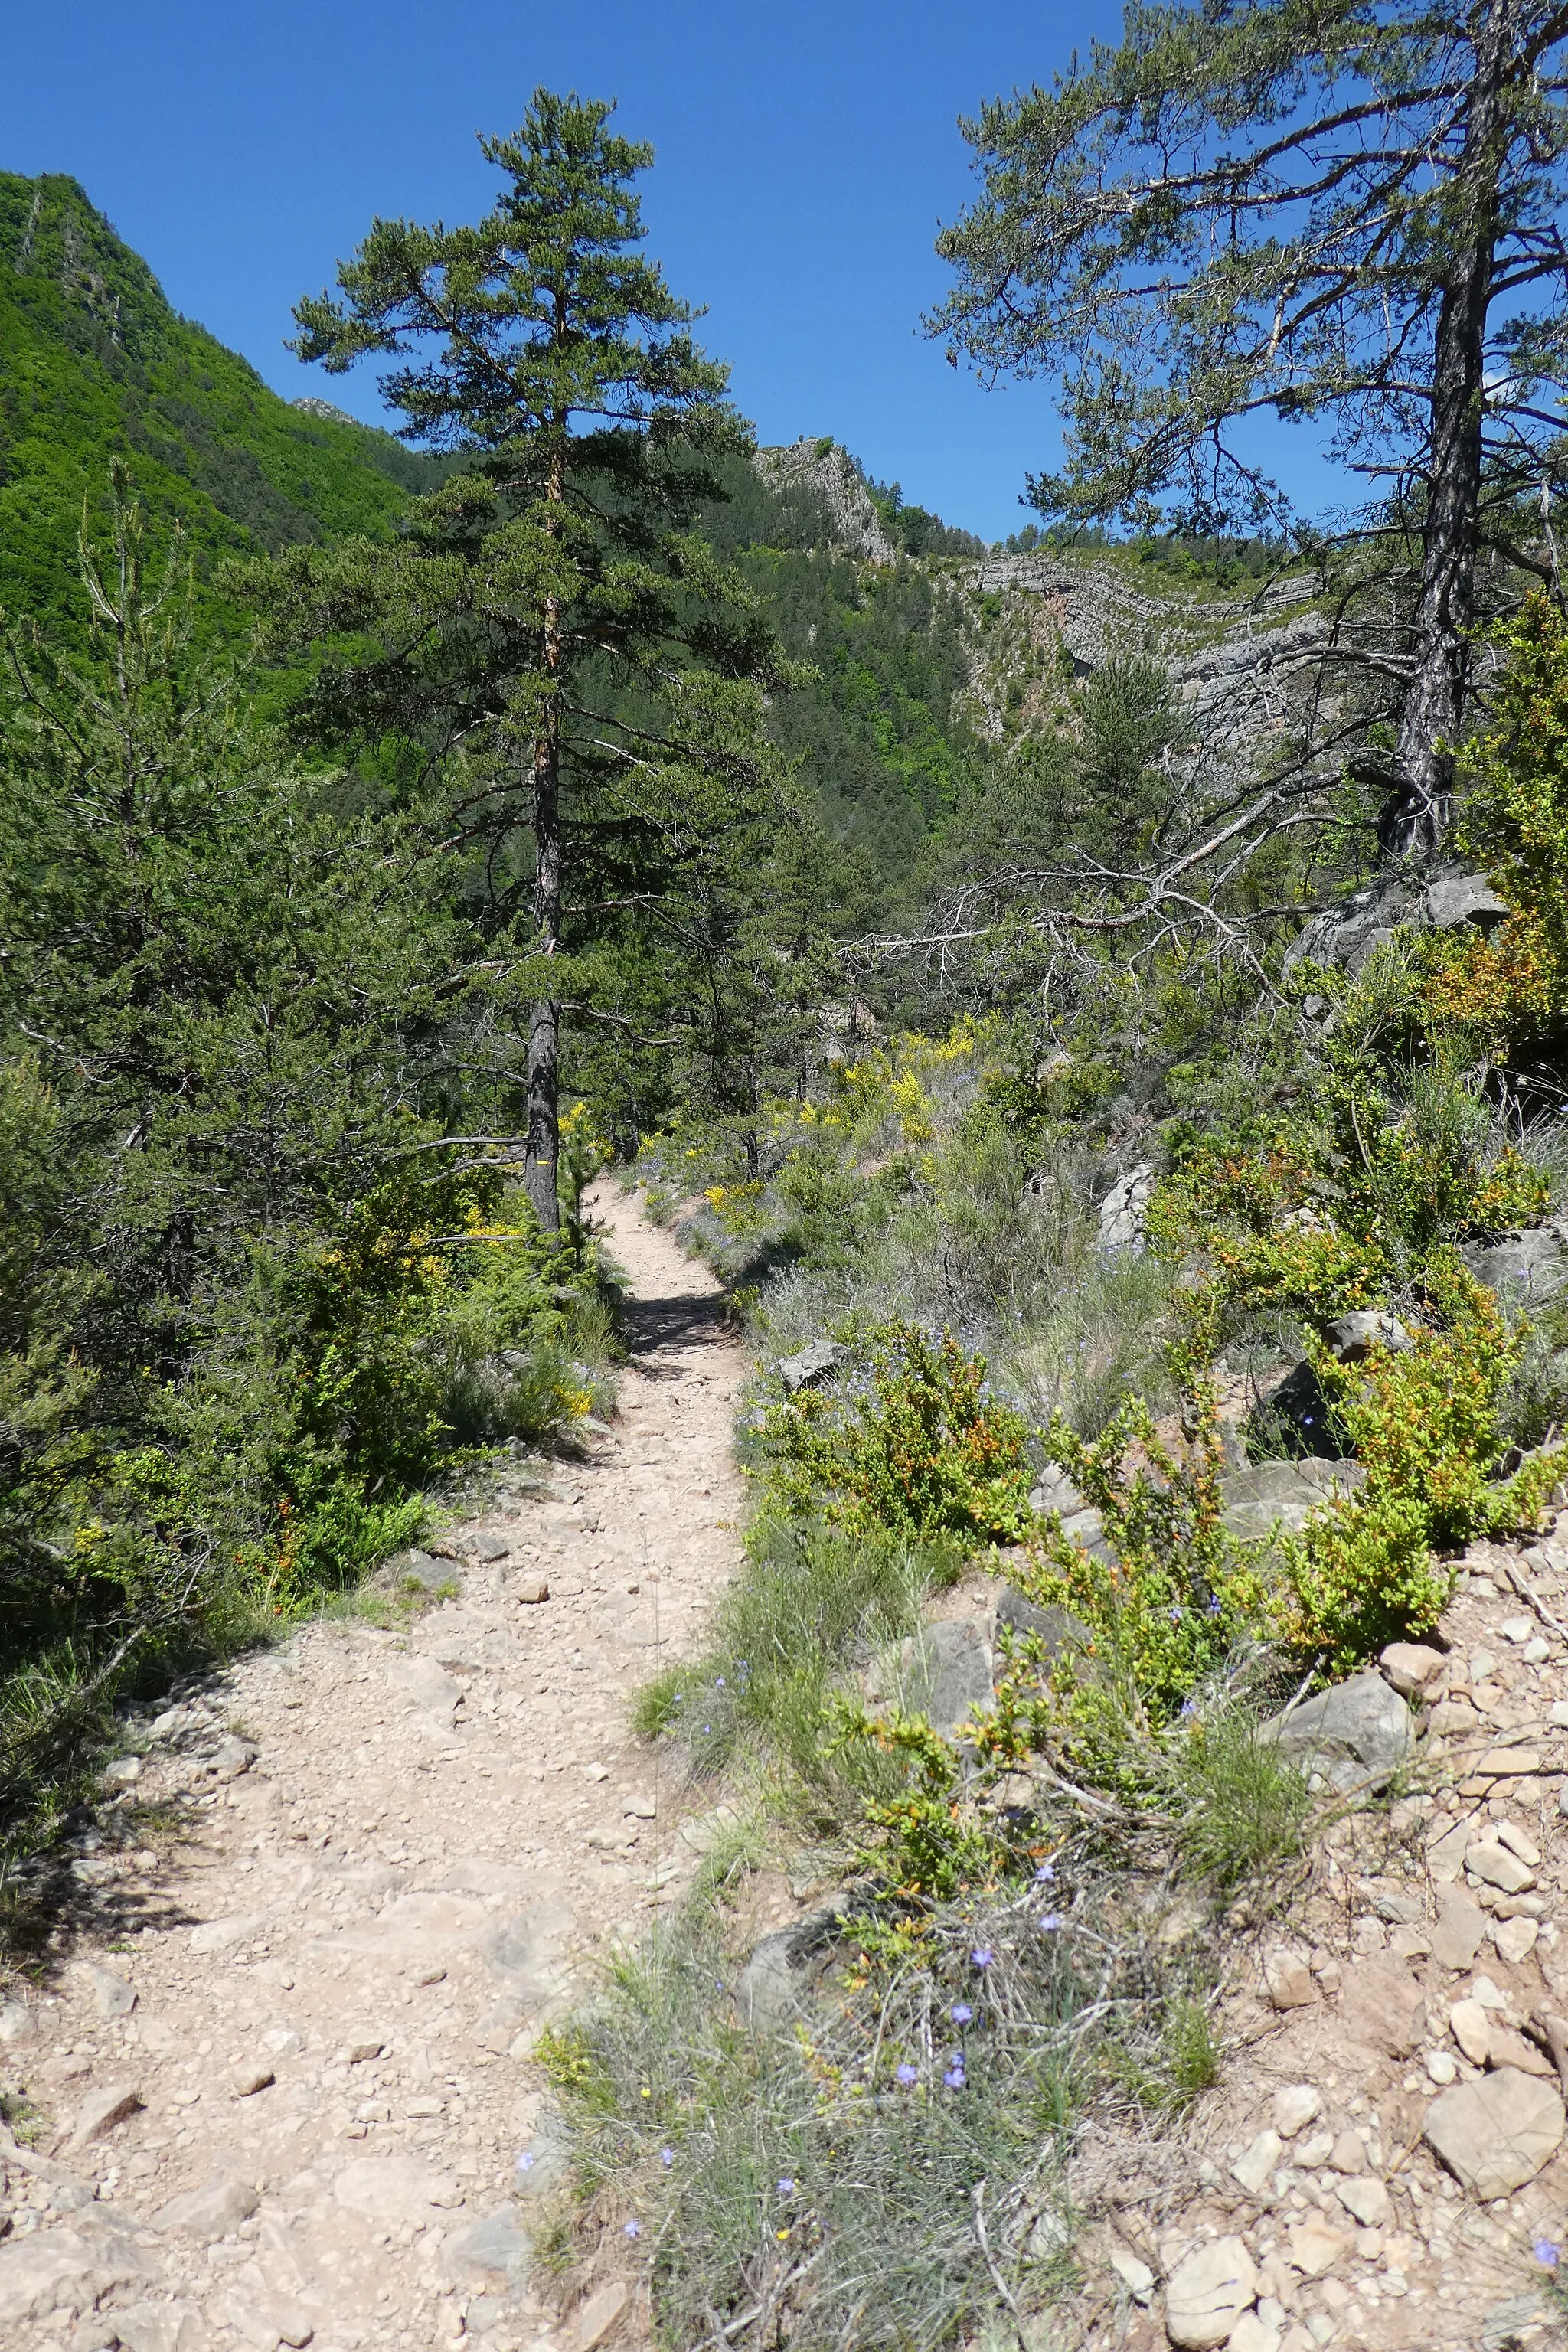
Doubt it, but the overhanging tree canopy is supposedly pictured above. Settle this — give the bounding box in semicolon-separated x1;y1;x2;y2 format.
934;0;1568;854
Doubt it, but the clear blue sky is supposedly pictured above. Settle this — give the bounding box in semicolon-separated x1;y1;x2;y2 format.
2;0;1313;543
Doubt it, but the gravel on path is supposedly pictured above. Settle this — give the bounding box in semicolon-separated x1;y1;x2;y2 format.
0;1180;743;2352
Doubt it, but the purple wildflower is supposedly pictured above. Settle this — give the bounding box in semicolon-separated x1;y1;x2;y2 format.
895;2063;919;2085
970;1946;995;1970
516;2151;535;2171
625;2220;641;2239
1040;1912;1066;1932
951;2001;973;2024
660;2147;675;2167
1537;2238;1562;2269
777;2178;795;2196
1034;1861;1056;1884
943;2061;967;2089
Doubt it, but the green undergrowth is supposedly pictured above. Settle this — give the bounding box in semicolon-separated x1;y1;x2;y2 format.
542;1870;1220;2352
553;839;1568;2339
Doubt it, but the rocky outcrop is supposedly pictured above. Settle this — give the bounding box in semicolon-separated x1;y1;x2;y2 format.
290;396;358;427
965;549;1328;747
755;439;897;562
1284;864;1510;978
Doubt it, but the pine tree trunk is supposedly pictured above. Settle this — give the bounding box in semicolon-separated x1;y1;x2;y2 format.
1390;1;1509;860
524;440;565;1233
523;724;561;1233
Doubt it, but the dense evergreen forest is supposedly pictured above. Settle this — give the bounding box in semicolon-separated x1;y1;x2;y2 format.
11;38;1568;2341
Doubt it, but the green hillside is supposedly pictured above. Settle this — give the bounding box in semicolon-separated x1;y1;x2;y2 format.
0;172;442;637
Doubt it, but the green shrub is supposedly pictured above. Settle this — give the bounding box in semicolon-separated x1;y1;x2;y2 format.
760;1323;1033;1544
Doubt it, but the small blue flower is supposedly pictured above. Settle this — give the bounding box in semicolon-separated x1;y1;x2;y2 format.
701;1724;711;1734
895;2063;919;2085
660;2147;675;2167
1040;1912;1066;1932
714;1676;726;1688
1180;1698;1197;1720
1537;2237;1561;2269
1168;1606;1182;1624
1034;1861;1056;1884
951;2001;973;2024
777;2177;795;2196
943;2061;967;2089
970;1946;995;1969
625;2219;641;2239
516;2151;535;2171
1207;1596;1223;1616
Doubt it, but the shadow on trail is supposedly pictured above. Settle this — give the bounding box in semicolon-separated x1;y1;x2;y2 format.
620;1288;731;1359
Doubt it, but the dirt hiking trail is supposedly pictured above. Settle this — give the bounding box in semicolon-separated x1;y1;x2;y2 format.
0;1182;743;2352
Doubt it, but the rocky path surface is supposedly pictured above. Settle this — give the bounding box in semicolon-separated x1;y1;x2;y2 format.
0;1181;743;2352
1088;1523;1568;2352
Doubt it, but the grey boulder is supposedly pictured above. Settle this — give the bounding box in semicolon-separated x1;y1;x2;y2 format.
994;1585;1090;1660
1462;1222;1568;1305
737;1907;846;2030
153;2170;260;2238
1220;1456;1365;1542
871;1619;995;1737
1264;1671;1411;1792
1325;1309;1414;1361
1426;873;1508;929
1096;1161;1156;1255
437;2203;531;2288
778;1338;847;1392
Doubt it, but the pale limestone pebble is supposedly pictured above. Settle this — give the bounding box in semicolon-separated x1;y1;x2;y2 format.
1466;1836;1537;1893
1494;1817;1544;1867
1423;2067;1566;2197
75;1962;136;2018
1162;2235;1258;2348
1495;1915;1542;1964
1228;2312;1283;2352
1284;2215;1349;2277
1449;1997;1492;2064
64;2081;142;2148
1263;1950;1316;2009
188;1912;266;1955
113;2305;206;2352
1230;2128;1282;2197
1108;2243;1155;2302
1295;2129;1334;2167
1334;2174;1392;2227
1271;2085;1323;2138
1327;2129;1364;2174
1380;1641;1446;1696
230;2058;276;2097
224;2287;315;2347
1429;1888;1488;1968
570;2280;632;2351
1426;2047;1459;2084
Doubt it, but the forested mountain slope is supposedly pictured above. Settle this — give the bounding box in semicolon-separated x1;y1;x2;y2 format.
0;172;443;637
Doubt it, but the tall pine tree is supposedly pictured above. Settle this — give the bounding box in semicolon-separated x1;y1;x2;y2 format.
263;90;790;1224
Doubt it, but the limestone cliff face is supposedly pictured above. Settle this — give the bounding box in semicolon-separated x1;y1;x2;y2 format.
962;549;1329;754
755;439;897;563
